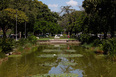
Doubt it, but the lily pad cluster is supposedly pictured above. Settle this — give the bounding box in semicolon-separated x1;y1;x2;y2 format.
28;73;79;77
37;54;83;58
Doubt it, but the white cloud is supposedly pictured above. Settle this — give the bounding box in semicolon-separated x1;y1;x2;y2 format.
48;4;59;12
48;4;58;8
66;0;78;6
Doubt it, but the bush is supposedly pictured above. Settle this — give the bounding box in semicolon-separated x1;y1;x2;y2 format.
79;34;91;44
93;39;102;46
71;34;75;38
101;38;116;56
0;38;14;53
17;38;28;46
0;52;5;58
27;35;37;44
63;34;67;38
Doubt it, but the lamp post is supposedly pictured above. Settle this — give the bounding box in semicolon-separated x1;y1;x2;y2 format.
16;10;18;41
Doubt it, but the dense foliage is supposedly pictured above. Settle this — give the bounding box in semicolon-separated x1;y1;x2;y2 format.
82;0;116;38
0;38;14;53
0;8;28;37
0;0;116;59
101;38;116;56
0;0;61;38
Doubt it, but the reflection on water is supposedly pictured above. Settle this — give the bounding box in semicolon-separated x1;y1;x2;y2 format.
49;57;83;77
0;44;116;77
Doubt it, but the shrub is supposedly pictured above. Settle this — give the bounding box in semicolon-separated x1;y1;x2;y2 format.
17;38;28;46
79;34;91;44
71;34;75;38
93;39;102;46
27;35;37;44
101;38;116;56
0;52;5;58
0;38;14;53
63;34;67;38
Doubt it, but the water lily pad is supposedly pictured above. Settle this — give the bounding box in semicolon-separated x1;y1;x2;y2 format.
43;49;76;53
59;61;77;66
37;54;83;58
40;62;57;66
8;55;22;57
58;54;83;57
65;50;76;52
28;73;79;77
37;54;57;57
43;49;62;52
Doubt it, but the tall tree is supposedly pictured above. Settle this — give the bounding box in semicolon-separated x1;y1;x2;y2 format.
82;0;115;38
0;8;28;38
0;0;10;10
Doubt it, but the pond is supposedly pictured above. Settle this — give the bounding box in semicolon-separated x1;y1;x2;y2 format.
0;44;116;77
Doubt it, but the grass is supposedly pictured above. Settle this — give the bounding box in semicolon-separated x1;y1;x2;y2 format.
38;38;52;40
38;37;76;41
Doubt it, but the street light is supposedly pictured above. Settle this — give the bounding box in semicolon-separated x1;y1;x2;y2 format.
16;10;18;41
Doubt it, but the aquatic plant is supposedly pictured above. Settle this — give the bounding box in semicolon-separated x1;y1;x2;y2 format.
37;54;83;58
29;73;79;77
43;49;76;53
8;55;22;57
43;50;62;52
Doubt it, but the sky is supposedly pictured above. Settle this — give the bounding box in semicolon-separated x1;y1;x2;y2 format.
38;0;84;12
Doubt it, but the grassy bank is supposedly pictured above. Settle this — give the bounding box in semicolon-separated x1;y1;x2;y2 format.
0;35;39;64
81;38;116;61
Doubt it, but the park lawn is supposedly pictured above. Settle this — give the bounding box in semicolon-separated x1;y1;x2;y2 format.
38;37;76;40
60;37;76;40
38;38;53;40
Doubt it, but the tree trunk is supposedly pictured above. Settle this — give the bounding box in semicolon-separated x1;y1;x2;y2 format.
21;31;23;38
26;31;28;38
2;27;6;38
104;32;107;39
111;29;114;38
70;31;72;36
111;32;114;38
95;33;98;38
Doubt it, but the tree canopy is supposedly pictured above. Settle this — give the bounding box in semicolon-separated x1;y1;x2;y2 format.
0;0;61;37
82;0;116;38
0;8;28;37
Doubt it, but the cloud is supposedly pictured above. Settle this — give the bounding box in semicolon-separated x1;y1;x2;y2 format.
48;4;58;8
48;4;59;12
66;0;78;6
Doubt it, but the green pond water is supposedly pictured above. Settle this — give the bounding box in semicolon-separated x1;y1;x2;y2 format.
0;44;116;77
